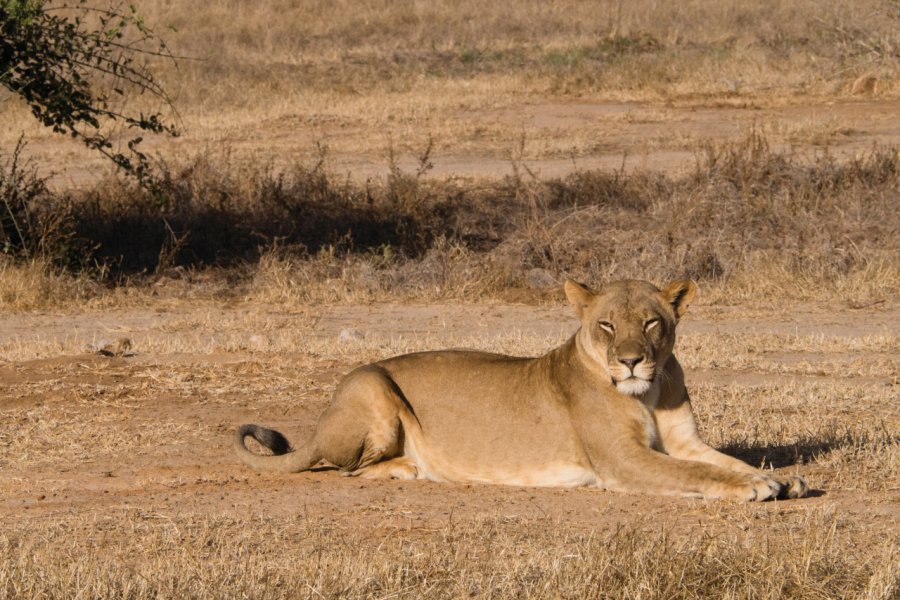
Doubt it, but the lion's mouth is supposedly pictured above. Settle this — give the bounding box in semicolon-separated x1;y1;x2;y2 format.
612;374;651;383
613;375;653;396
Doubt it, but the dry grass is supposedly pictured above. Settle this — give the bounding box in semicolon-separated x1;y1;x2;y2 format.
0;258;100;311
140;0;900;110
1;3;898;313
678;331;899;377
1;403;198;470
774;117;861;146
1;509;896;599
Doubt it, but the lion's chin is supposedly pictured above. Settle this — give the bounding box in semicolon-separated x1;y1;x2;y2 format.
615;377;652;396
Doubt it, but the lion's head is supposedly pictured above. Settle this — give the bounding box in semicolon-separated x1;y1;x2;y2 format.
564;278;696;396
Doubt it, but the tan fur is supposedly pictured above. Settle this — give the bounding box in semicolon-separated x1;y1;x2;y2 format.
235;279;809;501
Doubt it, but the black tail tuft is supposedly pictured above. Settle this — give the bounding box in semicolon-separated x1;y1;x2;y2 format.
237;424;292;455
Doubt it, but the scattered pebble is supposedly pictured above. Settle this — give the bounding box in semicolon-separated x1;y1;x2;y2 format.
87;337;134;357
339;329;365;342
248;334;271;350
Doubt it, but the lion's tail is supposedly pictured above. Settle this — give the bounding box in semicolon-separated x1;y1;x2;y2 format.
234;424;320;473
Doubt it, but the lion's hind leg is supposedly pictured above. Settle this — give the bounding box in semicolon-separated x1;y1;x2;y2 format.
350;456;419;480
313;366;409;473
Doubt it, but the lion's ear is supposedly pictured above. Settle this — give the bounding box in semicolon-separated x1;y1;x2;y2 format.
564;279;594;317
661;279;697;321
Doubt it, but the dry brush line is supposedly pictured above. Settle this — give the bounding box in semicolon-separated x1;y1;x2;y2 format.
0;131;897;310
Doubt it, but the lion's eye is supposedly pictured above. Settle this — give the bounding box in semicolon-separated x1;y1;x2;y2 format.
644;318;660;331
598;321;615;333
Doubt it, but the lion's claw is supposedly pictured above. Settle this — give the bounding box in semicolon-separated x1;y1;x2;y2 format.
776;475;809;499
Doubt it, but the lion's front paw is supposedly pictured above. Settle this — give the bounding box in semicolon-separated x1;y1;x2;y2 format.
775;475;809;499
745;475;783;502
743;473;809;501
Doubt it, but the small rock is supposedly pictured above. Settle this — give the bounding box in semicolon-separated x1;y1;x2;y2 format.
89;337;134;357
248;334;270;350
338;329;365;342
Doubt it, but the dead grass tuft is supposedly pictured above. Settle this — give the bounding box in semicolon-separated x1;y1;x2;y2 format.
0;257;99;312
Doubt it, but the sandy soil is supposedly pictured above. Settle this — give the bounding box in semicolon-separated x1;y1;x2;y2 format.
1;301;897;542
14;96;900;188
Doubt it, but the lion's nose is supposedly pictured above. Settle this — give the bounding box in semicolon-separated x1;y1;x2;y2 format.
618;356;643;370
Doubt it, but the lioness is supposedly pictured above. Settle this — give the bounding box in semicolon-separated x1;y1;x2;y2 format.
235;279;808;501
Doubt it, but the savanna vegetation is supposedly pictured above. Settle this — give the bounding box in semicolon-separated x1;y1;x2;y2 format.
0;2;897;598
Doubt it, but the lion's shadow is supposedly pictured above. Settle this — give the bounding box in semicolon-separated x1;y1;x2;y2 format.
717;430;871;470
715;436;865;498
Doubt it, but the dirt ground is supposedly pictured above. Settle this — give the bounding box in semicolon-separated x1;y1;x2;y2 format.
1;299;896;540
16;96;900;188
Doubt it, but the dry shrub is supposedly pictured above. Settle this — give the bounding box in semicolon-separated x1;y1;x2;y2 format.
68;148;516;275
1;132;897;306
496;132;898;302
0;139;83;265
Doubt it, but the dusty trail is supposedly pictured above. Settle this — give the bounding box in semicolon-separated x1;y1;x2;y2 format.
16;97;900;188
